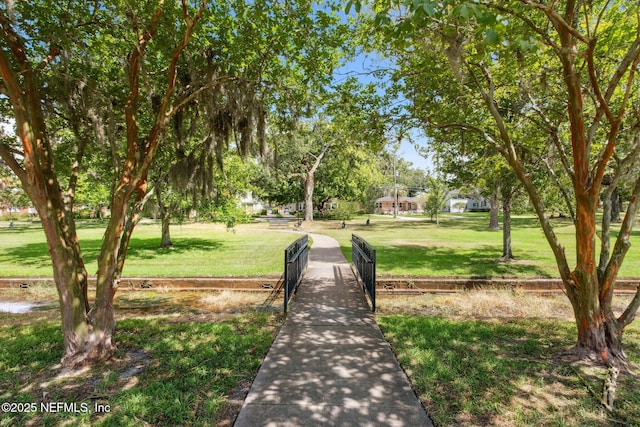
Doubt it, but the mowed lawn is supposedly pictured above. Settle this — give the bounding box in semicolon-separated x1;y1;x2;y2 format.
3;214;640;279
0;221;299;277
309;214;640;278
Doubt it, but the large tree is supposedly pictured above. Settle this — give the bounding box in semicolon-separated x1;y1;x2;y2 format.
361;0;640;366
265;77;388;221
1;1;215;367
314;144;385;215
0;0;359;366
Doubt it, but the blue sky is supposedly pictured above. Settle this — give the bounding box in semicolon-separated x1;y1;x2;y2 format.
333;50;433;172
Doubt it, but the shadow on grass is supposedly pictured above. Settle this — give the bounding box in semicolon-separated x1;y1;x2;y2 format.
340;242;551;278
378;245;551;278
377;316;640;426
0;313;278;426
0;237;224;272
98;316;276;426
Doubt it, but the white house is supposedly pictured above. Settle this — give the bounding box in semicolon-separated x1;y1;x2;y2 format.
238;192;264;214
444;195;489;213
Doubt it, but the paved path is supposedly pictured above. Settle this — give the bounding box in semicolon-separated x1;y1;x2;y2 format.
234;233;433;427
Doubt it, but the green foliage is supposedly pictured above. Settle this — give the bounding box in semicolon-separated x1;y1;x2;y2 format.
74;173;110;218
360;1;640;359
330;201;359;221
208;200;251;229
423;176;447;223
0;172;30;219
316;145;386;207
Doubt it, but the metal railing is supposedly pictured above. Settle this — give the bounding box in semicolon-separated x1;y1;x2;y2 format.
351;234;376;312
284;234;309;312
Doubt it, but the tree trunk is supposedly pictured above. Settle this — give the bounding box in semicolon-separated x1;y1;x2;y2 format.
610;188;621;223
156;178;173;248
39;211;94;367
0;2;205;367
501;191;513;259
568;192;625;363
18;160;105;367
569;274;625;364
304;172;314;222
161;212;173;248
303;144;329;222
459;5;640;367
489;188;500;230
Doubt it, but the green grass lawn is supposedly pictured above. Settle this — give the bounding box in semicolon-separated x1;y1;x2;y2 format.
378;314;640;426
2;290;638;426
0;221;299;277
308;214;640;278
0;297;281;427
3;213;640;279
375;291;640;426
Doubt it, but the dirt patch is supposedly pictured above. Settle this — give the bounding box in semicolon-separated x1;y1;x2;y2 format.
215;379;253;427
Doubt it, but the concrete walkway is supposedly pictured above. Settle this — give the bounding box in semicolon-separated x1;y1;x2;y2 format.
234;233;433;427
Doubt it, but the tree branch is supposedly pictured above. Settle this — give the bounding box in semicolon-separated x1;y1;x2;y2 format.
36;43;61;73
526;92;575;184
541;155;576;221
591;0;613;38
617;286;640;329
467;60;574;285
121;7;163;187
0;143;25;181
592;47;640;196
518;0;590;44
485;2;561;51
600;159;640;301
135;0;207;184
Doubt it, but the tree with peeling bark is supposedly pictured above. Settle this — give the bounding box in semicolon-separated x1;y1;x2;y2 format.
356;0;640;366
0;1;207;366
1;0;358;366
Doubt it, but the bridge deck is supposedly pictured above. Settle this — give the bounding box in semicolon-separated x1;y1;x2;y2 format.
234;233;432;427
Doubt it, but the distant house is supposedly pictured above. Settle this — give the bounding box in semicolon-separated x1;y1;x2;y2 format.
282;199;339;214
238;192;264;214
0;206;36;217
282;202;305;213
374;196;423;214
444;195;489;213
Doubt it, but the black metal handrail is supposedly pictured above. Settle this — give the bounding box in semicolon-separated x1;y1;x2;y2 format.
351;234;376;312
284;234;309;312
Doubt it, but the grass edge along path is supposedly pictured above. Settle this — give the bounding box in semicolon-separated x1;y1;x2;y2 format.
0;308;282;427
308;214;640;279
376;311;640;426
0;221;299;278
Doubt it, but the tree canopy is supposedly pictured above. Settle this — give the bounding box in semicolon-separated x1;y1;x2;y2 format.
0;0;363;366
355;0;640;367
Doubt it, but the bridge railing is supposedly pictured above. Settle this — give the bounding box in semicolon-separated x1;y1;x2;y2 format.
351;234;376;312
284;234;309;312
